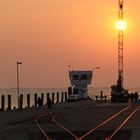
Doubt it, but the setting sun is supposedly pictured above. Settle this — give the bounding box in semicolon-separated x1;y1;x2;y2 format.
116;20;127;30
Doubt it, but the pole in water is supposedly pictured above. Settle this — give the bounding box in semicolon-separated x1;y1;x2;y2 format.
17;61;22;108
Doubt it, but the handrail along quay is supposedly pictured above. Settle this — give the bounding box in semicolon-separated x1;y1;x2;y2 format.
79;103;140;140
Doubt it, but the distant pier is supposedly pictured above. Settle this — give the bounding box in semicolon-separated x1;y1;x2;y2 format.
0;91;68;111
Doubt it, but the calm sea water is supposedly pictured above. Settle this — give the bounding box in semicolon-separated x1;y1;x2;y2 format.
0;87;139;109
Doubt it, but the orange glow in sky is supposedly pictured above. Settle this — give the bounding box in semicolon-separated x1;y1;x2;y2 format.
116;20;127;30
0;0;140;88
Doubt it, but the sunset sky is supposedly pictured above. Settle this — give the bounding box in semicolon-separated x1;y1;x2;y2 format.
0;0;140;88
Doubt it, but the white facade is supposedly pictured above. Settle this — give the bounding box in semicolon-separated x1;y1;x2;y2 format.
69;70;93;99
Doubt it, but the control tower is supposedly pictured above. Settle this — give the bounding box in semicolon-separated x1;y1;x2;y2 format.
69;70;92;99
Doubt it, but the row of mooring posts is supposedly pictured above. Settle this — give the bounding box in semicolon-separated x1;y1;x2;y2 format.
95;91;107;102
0;92;68;111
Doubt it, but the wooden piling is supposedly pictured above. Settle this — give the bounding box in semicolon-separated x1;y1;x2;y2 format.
7;95;11;110
41;93;44;105
34;93;38;107
19;94;23;109
100;91;103;101
56;92;59;103
27;94;30;108
104;95;107;101
13;106;16;110
65;92;67;102
68;87;72;95
1;95;5;111
61;92;64;103
51;92;54;103
47;93;50;103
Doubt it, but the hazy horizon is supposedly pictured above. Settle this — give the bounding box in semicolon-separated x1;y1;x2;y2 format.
0;0;140;88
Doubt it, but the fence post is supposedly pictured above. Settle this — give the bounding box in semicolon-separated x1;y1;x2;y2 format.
1;95;5;111
34;93;38;107
56;92;59;103
41;93;44;105
27;94;30;108
52;92;55;103
7;95;11;110
19;94;23;109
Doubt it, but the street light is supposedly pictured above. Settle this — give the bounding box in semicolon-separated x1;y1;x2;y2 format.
92;67;100;81
17;61;22;108
92;67;100;71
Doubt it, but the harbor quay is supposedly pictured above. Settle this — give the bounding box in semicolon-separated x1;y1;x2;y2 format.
0;100;140;140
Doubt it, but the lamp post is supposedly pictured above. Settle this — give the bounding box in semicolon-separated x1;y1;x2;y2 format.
92;67;100;71
17;61;22;108
92;67;100;86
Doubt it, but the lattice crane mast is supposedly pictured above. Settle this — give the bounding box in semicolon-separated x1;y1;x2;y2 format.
111;0;128;102
117;0;124;90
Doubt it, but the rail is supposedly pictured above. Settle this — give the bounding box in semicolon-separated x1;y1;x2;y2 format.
34;113;53;140
79;104;140;140
105;105;140;140
34;102;140;140
52;113;79;140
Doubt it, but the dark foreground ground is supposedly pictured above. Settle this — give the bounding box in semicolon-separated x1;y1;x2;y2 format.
0;100;140;140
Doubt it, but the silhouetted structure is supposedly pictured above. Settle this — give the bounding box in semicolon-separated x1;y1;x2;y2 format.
34;93;38;107
27;94;30;108
37;97;42;107
111;0;128;103
47;96;52;108
134;92;138;102
100;91;103;100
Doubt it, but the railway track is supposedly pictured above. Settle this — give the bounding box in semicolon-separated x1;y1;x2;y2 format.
79;103;140;140
34;113;53;140
34;101;96;140
34;102;140;140
35;111;80;140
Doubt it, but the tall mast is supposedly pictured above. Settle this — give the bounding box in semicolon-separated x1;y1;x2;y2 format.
117;0;124;90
